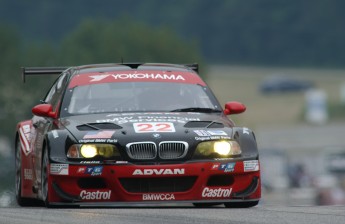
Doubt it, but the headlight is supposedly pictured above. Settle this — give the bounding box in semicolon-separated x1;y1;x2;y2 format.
80;145;98;158
193;140;241;159
67;144;120;159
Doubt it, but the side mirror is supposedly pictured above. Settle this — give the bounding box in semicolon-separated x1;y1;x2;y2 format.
224;101;246;115
32;104;56;118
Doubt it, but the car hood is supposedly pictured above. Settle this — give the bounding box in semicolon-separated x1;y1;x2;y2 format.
60;112;235;144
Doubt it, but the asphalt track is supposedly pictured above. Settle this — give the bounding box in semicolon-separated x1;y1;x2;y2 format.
1;204;344;224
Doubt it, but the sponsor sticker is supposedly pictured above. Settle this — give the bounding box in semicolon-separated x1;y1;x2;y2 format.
77;167;87;174
80;190;111;200
88;73;186;82
79;138;117;143
214;158;233;161
80;161;101;164
202;187;232;198
85;166;103;176
115;161;128;164
50;164;69;175
83;130;115;139
51;130;59;138
90;74;110;82
211;163;220;170
143;193;175;201
106;112;181;117
133;122;175;133
68;71;207;89
24;169;33;180
22;125;30;134
243;127;250;135
19;124;32;156
96;116;200;124
218;162;236;172
243;160;259;172
132;168;185;175
207;130;228;136
194;130;227;137
195;136;231;141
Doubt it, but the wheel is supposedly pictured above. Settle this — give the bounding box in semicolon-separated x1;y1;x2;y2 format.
41;145;51;207
193;203;222;208
15;136;41;206
41;145;76;208
224;201;259;208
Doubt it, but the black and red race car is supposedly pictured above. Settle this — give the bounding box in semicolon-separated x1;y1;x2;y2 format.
15;63;260;207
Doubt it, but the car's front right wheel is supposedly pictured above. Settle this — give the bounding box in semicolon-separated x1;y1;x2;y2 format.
15;136;40;206
41;145;51;207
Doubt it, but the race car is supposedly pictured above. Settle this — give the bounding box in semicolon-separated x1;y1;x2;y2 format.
15;63;260;208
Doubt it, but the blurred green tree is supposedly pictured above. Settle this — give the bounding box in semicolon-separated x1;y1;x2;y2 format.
59;18;202;65
0;18;204;139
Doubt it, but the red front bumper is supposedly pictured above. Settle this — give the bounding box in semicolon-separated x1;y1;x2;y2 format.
48;160;261;204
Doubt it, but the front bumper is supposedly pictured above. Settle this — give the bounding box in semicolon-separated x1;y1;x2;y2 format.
48;160;261;204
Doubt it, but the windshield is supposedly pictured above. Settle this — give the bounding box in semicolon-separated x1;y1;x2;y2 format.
60;82;221;116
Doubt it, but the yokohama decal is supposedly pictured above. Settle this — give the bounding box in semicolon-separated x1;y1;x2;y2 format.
89;73;185;82
68;70;207;88
19;125;31;156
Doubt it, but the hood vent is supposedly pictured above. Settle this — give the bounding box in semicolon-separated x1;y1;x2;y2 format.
76;123;122;131
184;121;224;128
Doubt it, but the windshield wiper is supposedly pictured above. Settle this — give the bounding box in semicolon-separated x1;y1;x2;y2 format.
170;107;222;113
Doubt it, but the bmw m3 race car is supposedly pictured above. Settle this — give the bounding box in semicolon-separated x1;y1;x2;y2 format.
15;63;260;207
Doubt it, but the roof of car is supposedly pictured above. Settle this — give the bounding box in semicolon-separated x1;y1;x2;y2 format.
75;63;198;74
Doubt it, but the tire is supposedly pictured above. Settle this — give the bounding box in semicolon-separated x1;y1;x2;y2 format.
41;144;76;208
15;136;41;206
224;201;259;208
193;203;222;208
41;145;51;207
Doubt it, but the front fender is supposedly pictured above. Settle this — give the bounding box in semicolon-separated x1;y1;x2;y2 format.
232;127;259;159
46;130;76;162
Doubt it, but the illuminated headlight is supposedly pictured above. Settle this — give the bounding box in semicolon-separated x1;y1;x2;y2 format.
67;144;120;159
214;141;231;155
194;141;241;158
80;145;98;158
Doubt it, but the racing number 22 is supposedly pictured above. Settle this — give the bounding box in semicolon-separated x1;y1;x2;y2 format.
133;122;175;133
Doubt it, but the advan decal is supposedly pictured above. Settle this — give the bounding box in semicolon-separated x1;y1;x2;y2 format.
132;168;185;175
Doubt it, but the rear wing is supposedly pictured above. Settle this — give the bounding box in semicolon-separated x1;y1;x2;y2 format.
21;63;199;82
22;67;69;83
185;63;199;73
